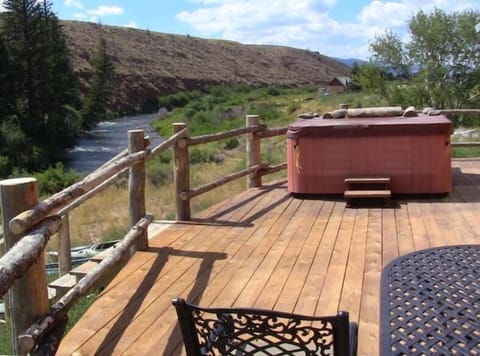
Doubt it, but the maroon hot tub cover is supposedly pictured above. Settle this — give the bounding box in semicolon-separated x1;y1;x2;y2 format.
287;114;453;194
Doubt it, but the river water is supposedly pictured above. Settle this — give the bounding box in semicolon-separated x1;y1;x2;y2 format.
64;113;162;173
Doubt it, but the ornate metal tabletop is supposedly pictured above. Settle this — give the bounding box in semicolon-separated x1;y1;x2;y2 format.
380;244;480;355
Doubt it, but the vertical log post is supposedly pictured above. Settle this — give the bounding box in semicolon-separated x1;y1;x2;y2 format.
0;178;49;355
128;129;148;250
58;214;71;276
173;123;190;220
246;115;262;188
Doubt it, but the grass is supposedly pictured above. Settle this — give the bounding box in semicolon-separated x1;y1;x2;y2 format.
452;147;480;158
0;318;12;355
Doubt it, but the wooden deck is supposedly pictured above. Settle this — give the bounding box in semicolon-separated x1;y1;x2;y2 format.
57;159;480;356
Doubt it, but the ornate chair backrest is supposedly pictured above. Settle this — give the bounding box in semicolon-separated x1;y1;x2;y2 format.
172;298;357;356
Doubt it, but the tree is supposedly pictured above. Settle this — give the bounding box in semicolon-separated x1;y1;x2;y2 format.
81;35;115;129
350;63;389;96
1;0;81;170
370;30;411;79
37;0;81;149
0;34;16;119
369;8;480;109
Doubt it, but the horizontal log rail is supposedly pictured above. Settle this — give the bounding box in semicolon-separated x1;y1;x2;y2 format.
0;216;62;296
180;164;265;200
58;168;128;216
9;150;148;236
17;215;153;355
187;124;266;146
259;162;288;176
255;126;288;138
174;116;288;219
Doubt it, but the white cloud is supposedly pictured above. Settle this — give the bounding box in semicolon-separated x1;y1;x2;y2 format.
123;21;139;29
177;0;477;59
87;5;124;16
65;0;83;9
73;12;87;20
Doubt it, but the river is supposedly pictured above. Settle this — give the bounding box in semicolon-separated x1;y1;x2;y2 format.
64;113;162;173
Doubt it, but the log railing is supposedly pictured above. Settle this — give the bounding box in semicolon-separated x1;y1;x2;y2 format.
174;114;288;220
0;125;188;354
0;114;286;354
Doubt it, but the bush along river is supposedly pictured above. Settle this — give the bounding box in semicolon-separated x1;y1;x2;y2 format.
65;113;162;173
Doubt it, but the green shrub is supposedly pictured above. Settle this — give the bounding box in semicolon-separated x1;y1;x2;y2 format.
248;103;280;122
146;162;173;186
223;137;240;150
0;155;11;178
158;92;189;110
33;162;82;196
267;87;281;96
9;162;83;196
286;102;301;114
156;150;173;164
190;148;211;164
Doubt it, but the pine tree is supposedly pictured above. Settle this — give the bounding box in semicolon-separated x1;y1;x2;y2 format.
3;0;45;136
0;33;15;119
38;0;81;149
81;35;115;129
1;0;81;169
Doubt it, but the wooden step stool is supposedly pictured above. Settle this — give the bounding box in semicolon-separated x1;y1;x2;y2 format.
344;177;391;207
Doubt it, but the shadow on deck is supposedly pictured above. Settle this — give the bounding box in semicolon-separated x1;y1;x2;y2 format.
57;160;480;356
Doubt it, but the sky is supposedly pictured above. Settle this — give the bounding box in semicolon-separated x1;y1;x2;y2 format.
1;0;478;59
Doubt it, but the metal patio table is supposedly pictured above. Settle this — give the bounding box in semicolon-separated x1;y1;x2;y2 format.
380;244;480;355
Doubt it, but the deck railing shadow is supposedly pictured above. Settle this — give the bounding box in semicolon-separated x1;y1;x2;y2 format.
196;182;291;227
163;249;229;355
95;247;227;355
401;166;480;203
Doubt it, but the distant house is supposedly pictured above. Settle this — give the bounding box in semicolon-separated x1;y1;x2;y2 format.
327;76;351;95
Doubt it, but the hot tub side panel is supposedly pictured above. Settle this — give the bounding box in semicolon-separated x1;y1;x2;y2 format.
287;129;451;195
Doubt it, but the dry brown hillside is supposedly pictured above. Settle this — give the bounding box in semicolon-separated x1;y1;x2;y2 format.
61;20;350;113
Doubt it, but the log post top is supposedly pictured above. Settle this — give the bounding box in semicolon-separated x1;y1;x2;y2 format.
0;177;37;186
173;122;188;130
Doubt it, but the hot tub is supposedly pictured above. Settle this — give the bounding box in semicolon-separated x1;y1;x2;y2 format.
287;114;453;194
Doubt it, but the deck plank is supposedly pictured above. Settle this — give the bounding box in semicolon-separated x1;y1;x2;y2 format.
406;202;431;250
381;207;398;267
358;208;382;356
315;205;355;315
395;202;415;256
56;160;480;356
339;207;368;321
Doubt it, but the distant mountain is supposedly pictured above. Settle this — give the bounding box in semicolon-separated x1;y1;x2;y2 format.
61;21;350;113
334;58;368;68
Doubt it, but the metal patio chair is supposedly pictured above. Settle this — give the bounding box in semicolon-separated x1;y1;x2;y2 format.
172;298;357;356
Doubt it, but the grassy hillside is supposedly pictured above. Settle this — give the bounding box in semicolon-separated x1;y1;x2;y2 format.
61;21;350;114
